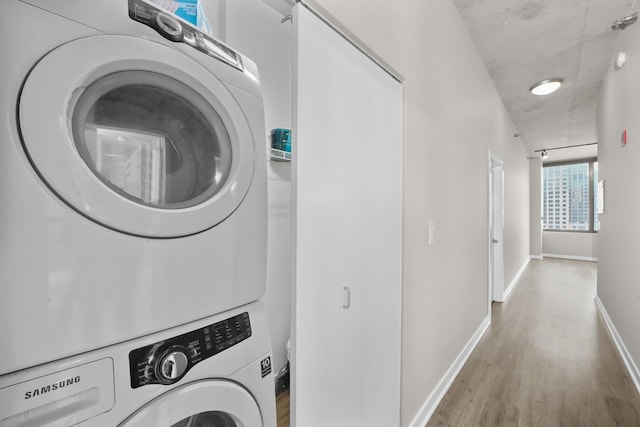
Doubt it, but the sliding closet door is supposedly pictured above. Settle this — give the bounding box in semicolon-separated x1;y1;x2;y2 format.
292;4;402;426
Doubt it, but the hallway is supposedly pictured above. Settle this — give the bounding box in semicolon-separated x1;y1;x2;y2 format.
427;258;640;426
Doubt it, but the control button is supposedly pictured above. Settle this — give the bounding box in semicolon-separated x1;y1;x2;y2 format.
155;348;189;383
182;29;197;47
154;12;183;42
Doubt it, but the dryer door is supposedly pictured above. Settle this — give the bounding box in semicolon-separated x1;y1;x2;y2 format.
119;380;263;426
19;35;256;238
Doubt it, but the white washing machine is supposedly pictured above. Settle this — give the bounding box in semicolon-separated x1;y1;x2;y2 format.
1;0;268;375
0;301;277;426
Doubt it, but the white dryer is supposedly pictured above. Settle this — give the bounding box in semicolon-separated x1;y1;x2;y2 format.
0;301;277;427
1;0;268;375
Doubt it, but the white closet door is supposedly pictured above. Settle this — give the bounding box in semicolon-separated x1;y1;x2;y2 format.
292;4;402;427
358;45;403;427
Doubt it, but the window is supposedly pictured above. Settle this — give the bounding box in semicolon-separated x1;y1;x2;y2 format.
543;159;598;232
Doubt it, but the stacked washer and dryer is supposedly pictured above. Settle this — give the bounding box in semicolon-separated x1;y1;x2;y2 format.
0;0;276;425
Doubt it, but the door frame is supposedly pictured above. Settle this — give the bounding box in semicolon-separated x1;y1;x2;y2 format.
488;151;505;310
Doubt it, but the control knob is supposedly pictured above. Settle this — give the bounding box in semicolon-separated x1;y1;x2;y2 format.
155;347;189;384
154;12;183;42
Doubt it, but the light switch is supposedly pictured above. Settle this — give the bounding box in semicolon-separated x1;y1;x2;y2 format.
428;225;435;245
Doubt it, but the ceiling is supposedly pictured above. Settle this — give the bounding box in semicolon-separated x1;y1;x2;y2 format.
452;0;637;162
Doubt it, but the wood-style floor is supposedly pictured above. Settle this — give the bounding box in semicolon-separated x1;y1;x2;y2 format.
427;258;640;426
276;389;290;427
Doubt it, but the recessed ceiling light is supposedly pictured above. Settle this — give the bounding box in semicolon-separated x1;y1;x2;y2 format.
530;78;563;96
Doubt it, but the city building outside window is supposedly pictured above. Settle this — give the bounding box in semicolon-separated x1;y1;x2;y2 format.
542;158;598;232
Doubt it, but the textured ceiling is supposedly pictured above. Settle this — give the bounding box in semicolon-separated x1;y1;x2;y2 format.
452;0;637;161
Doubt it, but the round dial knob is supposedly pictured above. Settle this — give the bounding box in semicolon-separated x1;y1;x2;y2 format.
155;348;189;383
154;12;183;42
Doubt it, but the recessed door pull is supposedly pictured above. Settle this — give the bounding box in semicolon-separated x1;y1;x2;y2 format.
343;286;351;309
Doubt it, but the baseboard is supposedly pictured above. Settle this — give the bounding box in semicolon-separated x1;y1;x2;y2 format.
530;254;543;260
542;253;598;262
502;257;530;302
594;295;640;396
407;316;491;427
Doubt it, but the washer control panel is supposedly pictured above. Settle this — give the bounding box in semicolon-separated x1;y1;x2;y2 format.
128;0;244;71
129;312;252;388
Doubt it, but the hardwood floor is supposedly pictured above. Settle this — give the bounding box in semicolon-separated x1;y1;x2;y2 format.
276;389;290;427
427;258;640;427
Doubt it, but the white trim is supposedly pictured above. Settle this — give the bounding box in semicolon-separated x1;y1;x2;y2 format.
488;151;504;306
542;253;597;262
487;151;493;314
407;316;491;427
594;295;640;396
530;254;543;260
502;257;530;302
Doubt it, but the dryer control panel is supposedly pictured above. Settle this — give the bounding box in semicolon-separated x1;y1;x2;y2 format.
128;0;244;71
128;312;252;388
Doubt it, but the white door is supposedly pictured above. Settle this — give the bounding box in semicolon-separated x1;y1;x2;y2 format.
119;380;262;426
292;4;403;426
19;35;255;238
490;156;505;302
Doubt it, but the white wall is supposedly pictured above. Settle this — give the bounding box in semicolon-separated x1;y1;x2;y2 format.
261;0;294;16
529;159;543;258
204;0;293;373
542;231;598;260
299;1;530;425
597;2;640;387
500;144;530;286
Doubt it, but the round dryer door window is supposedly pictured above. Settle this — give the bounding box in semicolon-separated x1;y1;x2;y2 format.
71;70;232;210
118;380;262;426
172;411;239;426
19;35;257;238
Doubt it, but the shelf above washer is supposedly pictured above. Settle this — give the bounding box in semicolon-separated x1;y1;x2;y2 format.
269;148;291;162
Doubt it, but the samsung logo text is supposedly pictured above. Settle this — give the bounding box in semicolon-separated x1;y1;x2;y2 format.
24;376;81;399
